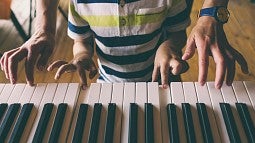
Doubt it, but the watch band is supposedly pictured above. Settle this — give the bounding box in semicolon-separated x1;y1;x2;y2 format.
199;7;218;17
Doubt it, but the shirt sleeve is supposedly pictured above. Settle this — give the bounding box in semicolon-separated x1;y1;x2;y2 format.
163;0;191;32
68;0;93;40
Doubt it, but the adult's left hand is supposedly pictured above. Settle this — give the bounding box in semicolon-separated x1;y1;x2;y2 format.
182;16;249;89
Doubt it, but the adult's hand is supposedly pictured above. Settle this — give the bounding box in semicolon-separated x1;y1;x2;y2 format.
0;30;55;85
182;17;249;89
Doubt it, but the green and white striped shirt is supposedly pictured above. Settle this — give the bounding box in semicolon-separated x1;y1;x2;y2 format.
68;0;190;82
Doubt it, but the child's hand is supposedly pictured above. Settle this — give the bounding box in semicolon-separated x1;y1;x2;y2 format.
152;40;189;88
47;53;97;89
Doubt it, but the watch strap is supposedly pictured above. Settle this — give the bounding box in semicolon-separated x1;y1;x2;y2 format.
199;7;218;17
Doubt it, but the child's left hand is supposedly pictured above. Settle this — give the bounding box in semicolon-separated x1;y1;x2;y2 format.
152;40;189;88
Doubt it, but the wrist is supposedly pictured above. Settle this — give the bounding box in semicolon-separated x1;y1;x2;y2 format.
73;40;94;58
202;0;229;8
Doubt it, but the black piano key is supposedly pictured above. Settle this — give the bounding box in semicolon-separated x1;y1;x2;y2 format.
9;103;34;143
196;103;214;143
145;103;154;143
0;103;8;120
182;103;196;143
0;103;20;142
167;103;179;143
220;103;241;143
48;103;68;143
32;103;54;143
129;103;138;143
88;103;102;143
104;103;116;143
72;104;88;143
236;103;255;143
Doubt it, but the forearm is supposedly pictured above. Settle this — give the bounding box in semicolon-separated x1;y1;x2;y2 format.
73;38;94;58
202;0;229;7
35;0;60;35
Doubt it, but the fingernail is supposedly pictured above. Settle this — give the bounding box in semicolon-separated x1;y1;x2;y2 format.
163;84;169;89
199;81;205;86
81;85;87;90
215;84;221;89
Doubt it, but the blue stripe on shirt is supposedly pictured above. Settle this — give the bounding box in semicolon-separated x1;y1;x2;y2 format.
95;28;162;47
68;21;91;34
102;64;154;78
162;7;189;27
77;0;139;4
96;44;158;65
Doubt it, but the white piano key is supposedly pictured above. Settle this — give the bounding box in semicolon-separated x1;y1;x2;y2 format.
19;85;36;105
233;81;255;136
170;82;186;143
43;83;69;142
136;82;147;143
159;85;171;143
0;83;5;95
0;84;15;103
111;83;124;143
23;83;48;142
82;83;101;143
121;82;136;143
147;82;162;143
97;83;112;143
59;83;80;142
67;86;90;142
182;82;203;143
195;82;221;143
17;84;36;142
243;81;255;110
5;84;26;142
220;83;248;142
8;84;25;104
207;82;229;143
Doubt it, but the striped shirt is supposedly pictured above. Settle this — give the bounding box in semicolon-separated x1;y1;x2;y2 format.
68;0;190;82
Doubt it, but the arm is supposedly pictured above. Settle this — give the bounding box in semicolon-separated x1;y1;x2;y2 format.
47;38;97;89
182;0;248;89
0;0;59;85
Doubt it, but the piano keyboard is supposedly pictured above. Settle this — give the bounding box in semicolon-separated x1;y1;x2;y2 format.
0;82;254;143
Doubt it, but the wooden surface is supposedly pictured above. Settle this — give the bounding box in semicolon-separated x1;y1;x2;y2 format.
0;0;255;85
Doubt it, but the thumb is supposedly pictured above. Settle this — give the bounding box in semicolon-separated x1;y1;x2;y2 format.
170;59;189;75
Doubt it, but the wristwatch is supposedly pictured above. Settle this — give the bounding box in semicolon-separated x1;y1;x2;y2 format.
199;6;230;24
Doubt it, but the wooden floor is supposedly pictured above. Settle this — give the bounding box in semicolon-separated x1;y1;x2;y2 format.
0;0;255;85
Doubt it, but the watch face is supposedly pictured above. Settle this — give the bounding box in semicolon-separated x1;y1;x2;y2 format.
217;7;230;23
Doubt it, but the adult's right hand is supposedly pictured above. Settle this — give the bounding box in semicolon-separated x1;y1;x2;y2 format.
0;30;55;85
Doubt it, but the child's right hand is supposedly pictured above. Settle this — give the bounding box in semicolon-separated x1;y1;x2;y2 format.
47;52;98;89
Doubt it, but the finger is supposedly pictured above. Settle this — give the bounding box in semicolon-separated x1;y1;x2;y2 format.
197;36;210;86
88;62;98;79
47;60;68;71
54;64;76;79
231;48;249;74
8;49;27;84
25;50;38;86
160;63;169;89
78;67;88;90
226;60;235;86
37;47;53;71
152;64;159;82
210;45;226;89
169;59;189;75
1;48;20;78
182;36;196;60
